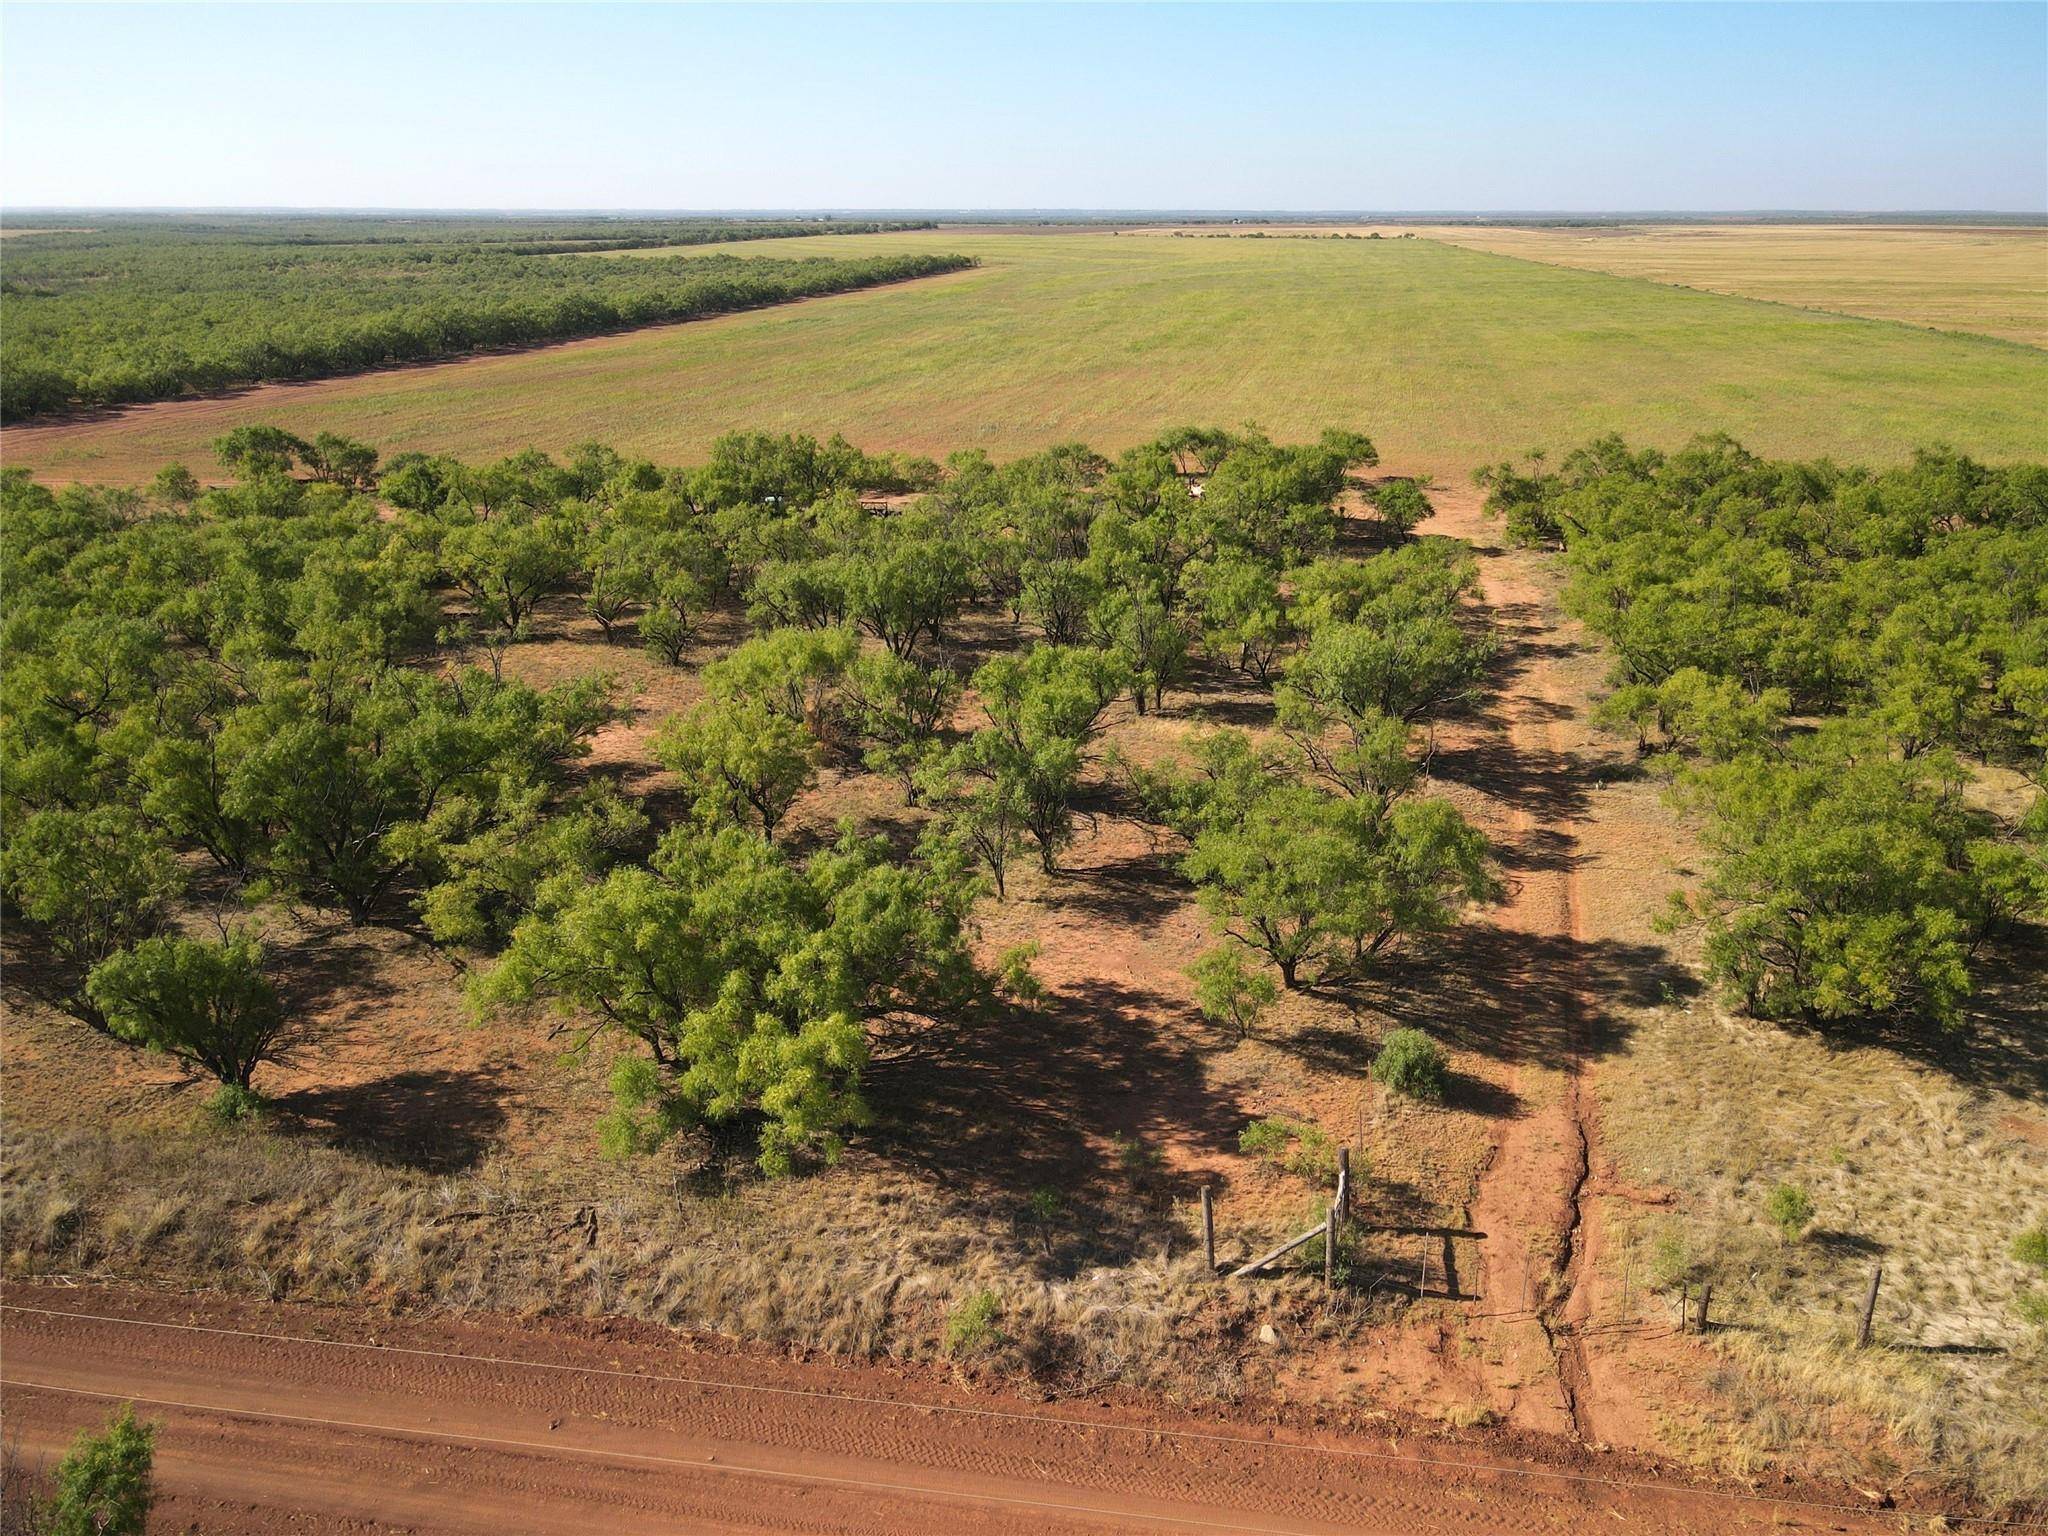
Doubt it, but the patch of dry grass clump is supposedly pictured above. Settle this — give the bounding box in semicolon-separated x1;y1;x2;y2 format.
2;1120;1379;1404
1600;965;2048;1508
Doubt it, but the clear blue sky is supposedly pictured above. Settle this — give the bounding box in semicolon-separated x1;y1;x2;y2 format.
3;2;2043;212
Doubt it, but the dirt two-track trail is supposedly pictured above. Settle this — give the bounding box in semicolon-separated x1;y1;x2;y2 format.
1427;488;1605;1443
0;492;1910;1535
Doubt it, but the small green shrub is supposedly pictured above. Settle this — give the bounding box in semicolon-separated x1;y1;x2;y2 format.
1238;1117;1292;1159
1238;1115;1337;1183
1764;1182;1814;1239
2015;1242;2048;1323
1646;1226;1695;1289
2013;1223;2048;1272
1188;947;1277;1038
1024;1187;1062;1255
49;1404;155;1536
1303;1201;1354;1282
943;1290;1003;1355
1109;1132;1160;1177
204;1083;266;1126
996;943;1044;1007
1371;1028;1448;1102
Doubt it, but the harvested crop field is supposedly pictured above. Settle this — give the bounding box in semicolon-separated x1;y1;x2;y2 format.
1401;222;2048;347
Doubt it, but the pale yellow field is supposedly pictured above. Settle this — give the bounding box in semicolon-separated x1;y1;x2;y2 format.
1138;222;2048;344
1392;223;2048;347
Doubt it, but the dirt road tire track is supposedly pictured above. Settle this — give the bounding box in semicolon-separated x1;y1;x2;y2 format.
0;1286;1920;1534
1414;487;1612;1447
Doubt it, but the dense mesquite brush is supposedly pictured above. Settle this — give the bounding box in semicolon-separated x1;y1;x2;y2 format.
1480;435;2048;1029
3;423;1492;1173
0;215;961;419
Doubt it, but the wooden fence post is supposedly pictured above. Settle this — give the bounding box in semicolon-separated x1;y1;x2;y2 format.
1696;1283;1712;1335
1678;1284;1688;1335
1336;1148;1351;1224
1324;1205;1337;1288
1201;1185;1216;1272
1231;1222;1326;1279
1858;1265;1882;1348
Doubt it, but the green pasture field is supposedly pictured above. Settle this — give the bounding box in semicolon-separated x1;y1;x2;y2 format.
7;228;2046;485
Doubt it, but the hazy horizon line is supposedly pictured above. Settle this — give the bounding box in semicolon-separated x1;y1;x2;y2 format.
7;206;2046;222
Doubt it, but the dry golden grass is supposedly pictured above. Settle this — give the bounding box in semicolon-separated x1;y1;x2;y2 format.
1599;936;2048;1507
1403;223;2048;348
0;1091;1382;1404
1152;222;2048;347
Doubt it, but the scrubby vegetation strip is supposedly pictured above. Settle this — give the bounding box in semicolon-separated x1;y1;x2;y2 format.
0;216;965;418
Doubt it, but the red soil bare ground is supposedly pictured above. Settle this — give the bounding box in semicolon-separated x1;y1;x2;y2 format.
1326;484;1710;1451
0;1282;1913;1535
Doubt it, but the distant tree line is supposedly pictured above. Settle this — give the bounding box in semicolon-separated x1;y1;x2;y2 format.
1482;435;2047;1031
0;213;937;248
0;219;966;419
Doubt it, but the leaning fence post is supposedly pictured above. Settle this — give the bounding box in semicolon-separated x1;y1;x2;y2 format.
1324;1204;1337;1288
1336;1147;1351;1224
1858;1265;1882;1348
1201;1185;1216;1272
1678;1284;1688;1335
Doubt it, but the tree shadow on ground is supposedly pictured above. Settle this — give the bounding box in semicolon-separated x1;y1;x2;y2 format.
270;1066;512;1174
864;977;1247;1268
1443;1068;1526;1119
1169;656;1277;729
264;924;408;1019
0;924;90;1025
1459;594;1584;692
1182;693;1279;730
1263;1018;1374;1076
1052;848;1188;926
1887;1340;2007;1358
1331;499;1414;561
1348;924;1698;1072
1426;733;1592;861
1420;590;1605;875
1799;926;2048;1101
927;605;1027;674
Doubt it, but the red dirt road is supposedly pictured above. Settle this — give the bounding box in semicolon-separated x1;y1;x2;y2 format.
0;1285;1916;1534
